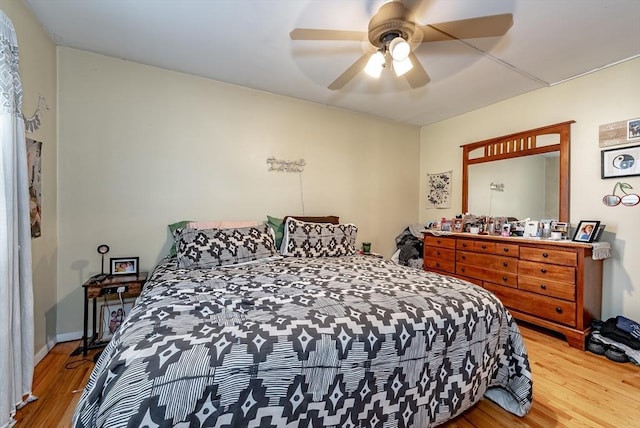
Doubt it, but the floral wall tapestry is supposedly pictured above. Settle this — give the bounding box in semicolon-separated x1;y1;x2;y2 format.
26;138;42;238
427;170;452;209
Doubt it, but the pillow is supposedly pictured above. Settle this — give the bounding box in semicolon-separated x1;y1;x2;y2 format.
168;220;192;257
176;224;278;268
267;215;284;250
281;217;357;257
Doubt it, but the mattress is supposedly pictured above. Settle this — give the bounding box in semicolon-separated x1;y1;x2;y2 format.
73;255;532;427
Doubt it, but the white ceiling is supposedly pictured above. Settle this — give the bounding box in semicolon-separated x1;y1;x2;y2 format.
23;0;640;127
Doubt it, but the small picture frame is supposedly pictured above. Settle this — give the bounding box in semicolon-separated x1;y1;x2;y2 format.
98;300;134;342
628;118;640;141
572;220;601;243
110;257;139;275
452;218;464;233
592;224;606;242
601;144;640;179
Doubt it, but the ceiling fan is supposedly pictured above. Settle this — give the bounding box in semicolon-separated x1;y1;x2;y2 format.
290;0;513;90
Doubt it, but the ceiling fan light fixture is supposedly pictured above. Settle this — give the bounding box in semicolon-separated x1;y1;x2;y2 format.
393;56;413;77
364;51;385;78
389;37;410;61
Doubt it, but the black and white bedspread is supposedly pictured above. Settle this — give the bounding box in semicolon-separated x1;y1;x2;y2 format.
73;256;532;427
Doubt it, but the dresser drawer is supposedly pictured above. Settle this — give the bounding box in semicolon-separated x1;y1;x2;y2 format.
424;258;455;274
519;260;576;284
518;276;576;301
495;243;519;258
424;246;455;262
424;235;456;249
520;247;577;267
457;251;517;273
457;239;495;253
457;263;518;287
485;283;576;327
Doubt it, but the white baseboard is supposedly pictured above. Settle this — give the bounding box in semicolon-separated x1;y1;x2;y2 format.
34;331;83;365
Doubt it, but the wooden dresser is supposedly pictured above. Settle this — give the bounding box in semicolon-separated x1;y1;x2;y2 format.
423;232;603;349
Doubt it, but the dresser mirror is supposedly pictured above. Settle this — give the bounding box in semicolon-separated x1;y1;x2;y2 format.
462;121;573;222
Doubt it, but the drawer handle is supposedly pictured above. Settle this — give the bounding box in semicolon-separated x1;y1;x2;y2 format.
437;240;441;244
502;276;508;282
481;244;487;249
436;263;440;268
555;307;563;314
503;248;509;253
462;243;468;247
503;262;508;267
542;252;548;258
461;267;466;272
461;255;466;260
437;251;441;256
541;268;547;273
540;284;547;290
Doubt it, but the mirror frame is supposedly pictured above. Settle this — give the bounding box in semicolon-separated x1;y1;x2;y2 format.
462;121;574;222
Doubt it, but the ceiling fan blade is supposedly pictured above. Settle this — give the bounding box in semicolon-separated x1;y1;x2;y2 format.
403;52;430;89
290;28;368;41
419;13;513;42
328;52;371;90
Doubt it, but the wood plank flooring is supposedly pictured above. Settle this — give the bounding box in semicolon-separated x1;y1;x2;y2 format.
14;323;640;427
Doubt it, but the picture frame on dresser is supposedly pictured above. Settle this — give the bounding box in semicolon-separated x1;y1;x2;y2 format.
572;220;600;243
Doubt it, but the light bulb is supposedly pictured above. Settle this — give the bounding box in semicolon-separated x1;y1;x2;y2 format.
393;57;413;77
364;51;385;78
389;37;410;61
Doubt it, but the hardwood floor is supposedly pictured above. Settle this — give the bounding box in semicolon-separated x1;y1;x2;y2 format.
14;323;640;427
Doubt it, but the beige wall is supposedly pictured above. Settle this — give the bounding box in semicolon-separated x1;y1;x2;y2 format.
420;58;640;321
56;47;420;337
1;1;58;362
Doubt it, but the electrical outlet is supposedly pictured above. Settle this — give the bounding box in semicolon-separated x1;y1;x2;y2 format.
117;286;126;293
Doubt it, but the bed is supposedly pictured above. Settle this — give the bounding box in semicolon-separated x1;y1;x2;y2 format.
73;219;532;427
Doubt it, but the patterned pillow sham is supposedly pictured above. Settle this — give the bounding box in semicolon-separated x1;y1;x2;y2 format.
168;220;192;257
281;217;357;257
176;224;278;268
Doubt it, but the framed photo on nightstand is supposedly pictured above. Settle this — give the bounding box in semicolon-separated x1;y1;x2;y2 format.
110;257;139;275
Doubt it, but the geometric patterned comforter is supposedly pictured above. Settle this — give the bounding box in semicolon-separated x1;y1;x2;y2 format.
73;255;532;427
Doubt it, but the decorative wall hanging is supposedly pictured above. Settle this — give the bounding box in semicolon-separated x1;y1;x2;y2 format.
266;157;305;173
602;182;640;207
22;95;49;133
601;144;640;179
26;138;42;238
426;170;452;209
599;117;640;147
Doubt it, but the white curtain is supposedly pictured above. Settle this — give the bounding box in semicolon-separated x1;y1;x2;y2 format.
0;10;36;428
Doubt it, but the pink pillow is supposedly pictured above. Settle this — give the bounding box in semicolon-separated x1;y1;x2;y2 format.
187;220;261;230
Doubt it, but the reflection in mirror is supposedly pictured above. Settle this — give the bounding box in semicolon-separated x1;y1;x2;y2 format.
468;153;559;219
602;195;621;207
621;194;640;206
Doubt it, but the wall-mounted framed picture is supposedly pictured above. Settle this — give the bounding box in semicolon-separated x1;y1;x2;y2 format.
601;145;640;179
628;118;640;141
572;220;600;243
110;257;139;275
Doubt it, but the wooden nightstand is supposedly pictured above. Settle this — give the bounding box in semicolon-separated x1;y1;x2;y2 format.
80;272;147;356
